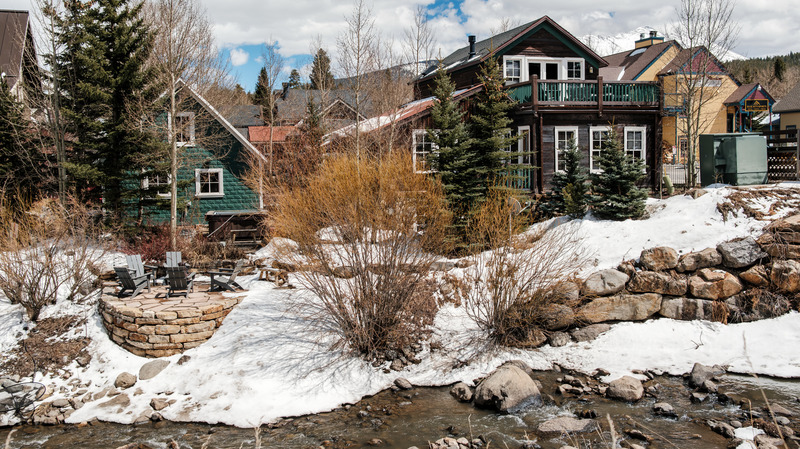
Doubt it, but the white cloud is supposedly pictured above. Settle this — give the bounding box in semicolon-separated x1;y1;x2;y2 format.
229;48;249;66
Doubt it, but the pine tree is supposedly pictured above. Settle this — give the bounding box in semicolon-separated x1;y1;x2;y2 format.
0;79;44;203
774;57;786;82
287;69;301;89
309;48;334;90
542;139;588;218
253;67;272;111
590;129;648;220
466;57;520;201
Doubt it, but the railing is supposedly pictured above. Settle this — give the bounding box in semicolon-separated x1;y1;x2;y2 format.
503;166;533;191
506;77;659;108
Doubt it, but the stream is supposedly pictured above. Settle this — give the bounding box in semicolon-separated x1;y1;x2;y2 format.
2;372;798;449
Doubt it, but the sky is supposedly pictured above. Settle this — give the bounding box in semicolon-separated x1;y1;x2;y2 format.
9;0;800;92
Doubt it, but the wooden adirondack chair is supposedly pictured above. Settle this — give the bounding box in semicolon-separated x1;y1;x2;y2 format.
125;255;156;281
166;266;196;298
114;266;151;298
208;259;245;292
165;251;182;268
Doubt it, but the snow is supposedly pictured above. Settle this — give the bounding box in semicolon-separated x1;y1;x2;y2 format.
3;185;800;427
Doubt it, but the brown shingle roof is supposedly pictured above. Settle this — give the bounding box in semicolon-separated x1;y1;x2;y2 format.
774;82;800;113
0;10;31;89
600;41;677;81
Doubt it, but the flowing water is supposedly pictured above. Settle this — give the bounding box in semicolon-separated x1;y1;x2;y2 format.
2;372;798;449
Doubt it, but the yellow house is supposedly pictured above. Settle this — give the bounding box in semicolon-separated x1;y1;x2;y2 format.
774;82;800;131
601;33;766;164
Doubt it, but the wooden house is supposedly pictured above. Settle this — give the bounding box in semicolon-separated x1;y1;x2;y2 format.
412;16;662;192
0;10;41;108
773;81;800;131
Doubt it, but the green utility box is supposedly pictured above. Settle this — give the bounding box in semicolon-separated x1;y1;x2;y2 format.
699;133;767;186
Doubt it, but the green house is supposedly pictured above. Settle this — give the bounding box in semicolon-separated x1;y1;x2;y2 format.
138;80;266;226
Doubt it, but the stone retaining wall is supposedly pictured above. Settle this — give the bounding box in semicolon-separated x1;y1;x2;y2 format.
99;296;240;358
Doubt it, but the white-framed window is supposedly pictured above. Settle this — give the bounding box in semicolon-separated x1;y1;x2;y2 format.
554;126;578;172
175;112;195;146
504;58;521;84
589;126;610;172
143;173;171;197
624;126;646;162
510;125;531;165
567;61;582;79
412;129;438;173
195;168;223;197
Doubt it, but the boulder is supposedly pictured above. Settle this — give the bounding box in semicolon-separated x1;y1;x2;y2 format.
659;297;716;321
689;363;726;388
394;378;413;390
627;271;688;296
687;268;742;300
606;376;644;402
740;265;769;287
578;293;662;324
769;214;800;233
770;259;800;293
449;382;473;402
717;237;767;269
707;420;736;439
538;417;597;434
473;365;541;412
581;269;629;297
639;247;679;271
114;373;136;389
617;260;636;277
98;392;130;409
548;332;571;347
676;248;722;272
550;280;581;302
570;324;611;342
540;304;576;331
139;360;169;381
150;398;169;411
653;402;677;418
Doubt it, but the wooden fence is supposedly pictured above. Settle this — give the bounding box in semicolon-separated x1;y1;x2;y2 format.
764;129;799;182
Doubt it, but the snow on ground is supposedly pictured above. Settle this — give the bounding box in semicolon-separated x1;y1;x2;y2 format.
2;185;800;427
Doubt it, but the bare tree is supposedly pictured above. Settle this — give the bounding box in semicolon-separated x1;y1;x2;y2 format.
337;0;379;160
403;5;435;79
260;39;284;177
144;0;235;249
668;0;739;186
490;17;521;35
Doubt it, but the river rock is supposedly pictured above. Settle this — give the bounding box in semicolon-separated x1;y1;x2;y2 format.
639;247;679;271
540;304;576;330
740;265;769;286
659;297;716;321
653;402;677;418
548;332;571;347
538;417;597;434
139;360;169;381
676;248;722;272
581;269;629;296
707;419;736;438
771;259;800;292
450;382;473;402
98;392;130;409
688;268;742;300
717;237;767;269
606;376;644;402
627;271;687;296
570;324;611;342
501;360;534;376
150;398;169;411
474;365;541;412
689;363;726;387
394;378;413;390
114;372;136;389
578;293;662;323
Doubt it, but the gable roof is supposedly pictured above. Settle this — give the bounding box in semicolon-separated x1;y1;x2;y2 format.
657;46;733;79
417;16;607;82
275;88;372;123
600;40;678;81
0;10;34;90
175;79;267;164
774;81;800;113
223;105;264;128
724;83;775;106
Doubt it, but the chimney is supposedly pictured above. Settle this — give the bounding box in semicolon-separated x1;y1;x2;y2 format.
468;35;476;58
635;29;664;49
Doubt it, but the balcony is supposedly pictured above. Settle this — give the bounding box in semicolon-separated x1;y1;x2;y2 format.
506;77;659;110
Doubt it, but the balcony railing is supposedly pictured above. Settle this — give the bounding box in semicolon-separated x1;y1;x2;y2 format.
503;166;533;191
506;76;659;108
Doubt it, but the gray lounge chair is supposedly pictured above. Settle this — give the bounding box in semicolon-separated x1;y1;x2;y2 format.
125;254;156;281
166;266;196;298
166;251;190;268
208;259;245;292
114;266;151;298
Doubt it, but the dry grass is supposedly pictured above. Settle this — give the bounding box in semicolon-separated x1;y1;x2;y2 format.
464;188;591;347
270;151;451;357
0;315;89;379
716;187;800;221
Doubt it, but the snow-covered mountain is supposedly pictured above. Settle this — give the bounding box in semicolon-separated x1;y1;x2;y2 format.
580;26;746;62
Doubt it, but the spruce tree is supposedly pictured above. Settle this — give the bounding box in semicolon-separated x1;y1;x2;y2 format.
253;67;272;110
0;79;44;203
542;139;588;218
309;48;334;90
467;57;520;202
287;69;301;89
590;129;648;220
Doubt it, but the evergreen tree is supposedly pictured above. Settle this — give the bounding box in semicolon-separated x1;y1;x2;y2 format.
253;67;272;111
287;69;301;89
590;129;647;220
466;57;520;201
774;57;786;82
0;79;44;203
309;48;334;90
542;139;588;218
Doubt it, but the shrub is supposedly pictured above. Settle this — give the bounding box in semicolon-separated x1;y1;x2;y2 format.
542;139;588;218
590;129;648;220
464;187;590;347
0;198;109;321
270;151;451;358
